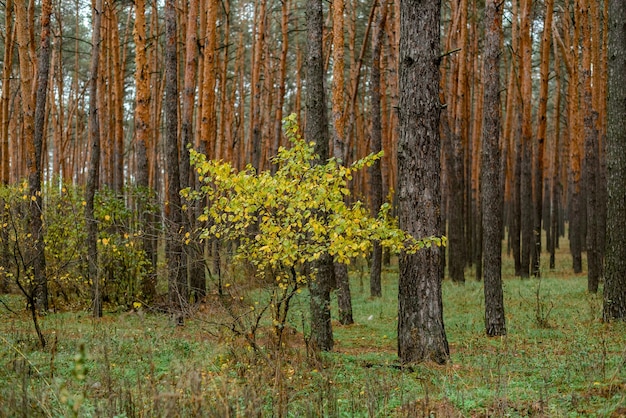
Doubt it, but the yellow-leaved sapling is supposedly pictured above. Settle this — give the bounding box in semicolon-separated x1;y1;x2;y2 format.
183;114;445;349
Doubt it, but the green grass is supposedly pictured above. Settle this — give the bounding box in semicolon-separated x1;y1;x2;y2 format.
1;250;625;417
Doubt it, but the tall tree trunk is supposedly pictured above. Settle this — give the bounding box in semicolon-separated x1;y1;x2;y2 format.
369;0;387;298
200;0;217;158
504;1;522;276
32;0;53;310
330;0;353;326
604;0;626;321
110;6;124;193
249;0;267;170
532;0;554;277
550;28;562;271
307;0;333;351
133;0;157;301
519;0;533;278
595;2;608;277
447;0;467;284
181;0;205;303
0;0;13;187
271;0;289;170
481;0;506;337
397;0;448;365
85;0;103;318
578;0;601;293
1;0;15;294
15;0;50;312
556;4;583;274
165;0;188;319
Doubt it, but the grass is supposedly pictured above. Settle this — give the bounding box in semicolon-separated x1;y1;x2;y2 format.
1;247;626;417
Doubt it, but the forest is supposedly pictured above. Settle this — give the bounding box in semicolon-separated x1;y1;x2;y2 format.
1;0;626;416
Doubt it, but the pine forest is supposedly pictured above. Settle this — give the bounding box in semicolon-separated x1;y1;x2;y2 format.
1;0;626;416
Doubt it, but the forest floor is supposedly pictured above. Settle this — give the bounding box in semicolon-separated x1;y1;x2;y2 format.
1;250;625;417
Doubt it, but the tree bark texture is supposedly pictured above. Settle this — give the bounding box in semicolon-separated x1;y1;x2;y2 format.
30;0;53;312
481;0;506;337
604;0;626;321
307;0;333;351
397;0;449;365
447;0;468;284
165;0;188;316
334;262;353;325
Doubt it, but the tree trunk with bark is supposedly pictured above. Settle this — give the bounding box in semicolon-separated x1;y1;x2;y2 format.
369;0;387;298
447;0;468;284
604;0;626;321
481;0;506;337
397;0;449;365
519;0;533;278
181;0;206;303
165;0;188;319
578;0;602;293
531;0;554;277
133;0;157;301
85;0;103;317
550;28;562;271
307;0;333;351
0;0;13;187
15;0;50;312
330;0;353;326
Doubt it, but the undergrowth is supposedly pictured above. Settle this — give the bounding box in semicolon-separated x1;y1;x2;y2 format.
1;253;625;417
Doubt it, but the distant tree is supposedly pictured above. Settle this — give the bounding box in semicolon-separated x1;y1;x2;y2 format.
15;0;51;312
531;0;554;277
503;0;522;277
578;0;602;293
519;0;533;278
397;0;449;364
181;0;206;303
481;0;506;337
445;0;468;284
249;0;267;170
0;0;13;187
556;4;584;274
107;5;125;194
33;0;53;309
271;0;289;167
133;0;157;301
199;0;218;159
331;0;353;326
306;0;334;351
165;0;188;318
604;0;626;321
368;0;387;299
549;28;563;271
85;0;103;317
